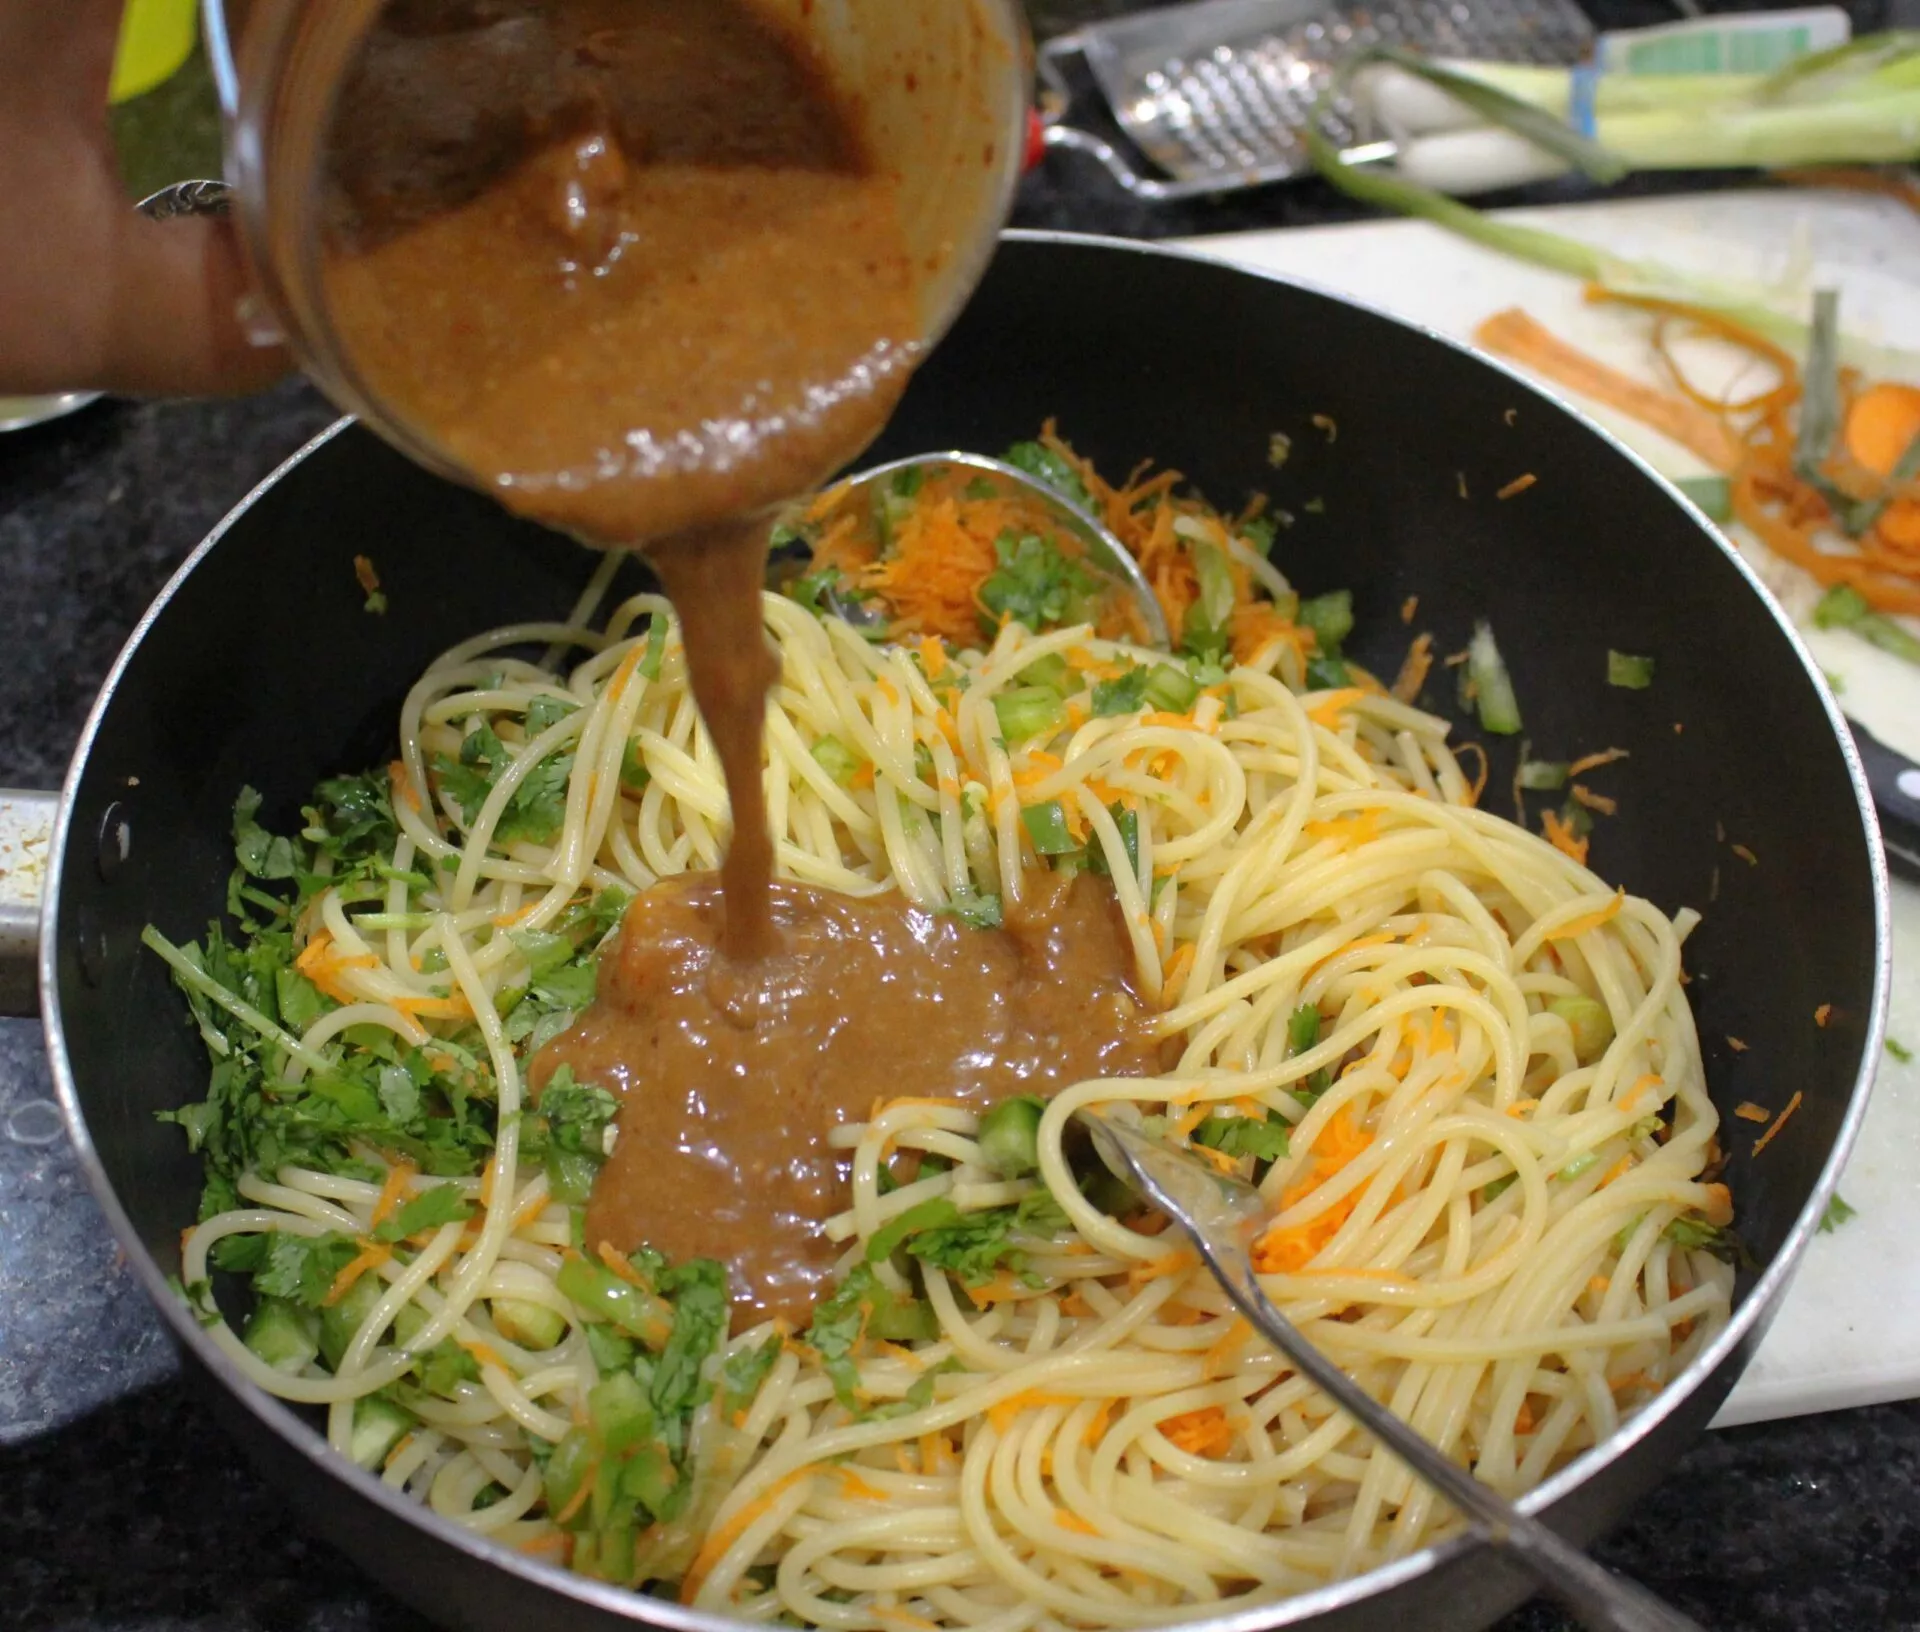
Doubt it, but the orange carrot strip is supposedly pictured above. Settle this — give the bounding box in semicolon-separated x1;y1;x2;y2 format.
1475;309;1746;472
1751;1090;1804;1156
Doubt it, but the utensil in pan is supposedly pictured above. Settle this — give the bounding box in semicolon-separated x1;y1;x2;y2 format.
821;451;1172;645
1036;0;1593;199
1083;1113;1707;1632
1;234;1888;1632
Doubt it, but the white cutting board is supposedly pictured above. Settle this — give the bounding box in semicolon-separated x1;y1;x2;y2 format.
1181;197;1920;1428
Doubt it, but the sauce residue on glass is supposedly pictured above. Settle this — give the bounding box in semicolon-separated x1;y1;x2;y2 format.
531;873;1163;1325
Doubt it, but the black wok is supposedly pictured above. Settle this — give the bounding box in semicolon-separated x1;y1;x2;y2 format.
10;234;1891;1632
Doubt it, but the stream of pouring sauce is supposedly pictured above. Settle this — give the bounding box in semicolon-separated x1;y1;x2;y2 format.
316;0;1153;1319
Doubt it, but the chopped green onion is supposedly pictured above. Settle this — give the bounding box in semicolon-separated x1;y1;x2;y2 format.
243;1298;319;1376
348;1395;417;1470
1548;994;1614;1063
977;1096;1045;1178
811;735;865;787
1481;1173;1517;1202
1556;1151;1600;1181
1607;650;1656;689
1518;758;1569;791
638;611;668;681
1812;583;1920;666
1087;804;1140;882
1298;590;1355;654
544;1427;597;1528
557;1257;673;1348
588;1370;655;1456
1021;799;1077;856
1182;543;1236;664
1142;662;1199;714
993;685;1066;744
492;1297;567;1351
320;1275;390;1370
1469;620;1523;734
1018;653;1072;692
1673;474;1733;522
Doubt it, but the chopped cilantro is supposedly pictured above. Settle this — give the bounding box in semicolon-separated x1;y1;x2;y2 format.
431;724;573;845
1091;665;1149;717
650;1259;729;1422
254;1232;361;1308
939;892;1003;930
373;1183;472;1244
977;532;1104;636
721;1337;782;1417
1002;441;1093;511
1818;1193;1857;1234
1191;1111;1289;1163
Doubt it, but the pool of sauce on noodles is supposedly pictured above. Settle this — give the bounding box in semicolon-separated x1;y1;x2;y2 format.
531;872;1164;1326
320;0;929;955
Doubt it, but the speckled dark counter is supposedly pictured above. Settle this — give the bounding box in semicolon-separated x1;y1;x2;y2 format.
4;2;1919;1628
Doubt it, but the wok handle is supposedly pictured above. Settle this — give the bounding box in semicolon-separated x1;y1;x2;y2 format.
0;789;56;1019
1849;719;1920;883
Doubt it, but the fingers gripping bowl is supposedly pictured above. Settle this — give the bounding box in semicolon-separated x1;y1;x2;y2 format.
40;238;1886;1632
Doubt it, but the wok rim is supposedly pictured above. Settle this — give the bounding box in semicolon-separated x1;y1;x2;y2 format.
40;229;1893;1631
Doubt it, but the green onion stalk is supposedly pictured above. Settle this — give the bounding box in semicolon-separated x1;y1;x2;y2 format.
1309;37;1920;358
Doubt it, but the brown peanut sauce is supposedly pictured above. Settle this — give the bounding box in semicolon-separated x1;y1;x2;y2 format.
531;873;1163;1326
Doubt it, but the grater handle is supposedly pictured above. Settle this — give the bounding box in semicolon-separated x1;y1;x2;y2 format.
1035;30;1293;202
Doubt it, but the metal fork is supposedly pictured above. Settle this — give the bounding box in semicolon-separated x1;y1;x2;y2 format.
1081;1112;1709;1632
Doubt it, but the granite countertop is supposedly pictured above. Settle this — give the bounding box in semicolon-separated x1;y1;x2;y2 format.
3;2;1919;1628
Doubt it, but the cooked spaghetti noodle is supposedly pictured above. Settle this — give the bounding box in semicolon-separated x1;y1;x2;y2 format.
153;471;1732;1627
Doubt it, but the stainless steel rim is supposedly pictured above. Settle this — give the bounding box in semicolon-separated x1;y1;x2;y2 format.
40;231;1895;1631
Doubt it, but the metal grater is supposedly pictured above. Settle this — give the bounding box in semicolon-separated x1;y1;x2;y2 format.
1038;0;1594;200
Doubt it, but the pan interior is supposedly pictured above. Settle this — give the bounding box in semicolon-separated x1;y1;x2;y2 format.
47;237;1882;1631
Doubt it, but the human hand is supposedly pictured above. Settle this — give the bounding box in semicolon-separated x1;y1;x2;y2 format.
0;0;289;398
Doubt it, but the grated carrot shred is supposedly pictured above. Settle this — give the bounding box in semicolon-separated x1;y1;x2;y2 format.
370;1162;418;1231
1546;891;1624;941
1567;748;1629;778
1734;1102;1771;1123
322;1242;392;1308
1392;633;1433;703
1542;808;1589;865
986;1390;1079;1434
1159;1405;1236;1457
1253;1110;1374;1274
1751;1091;1804;1156
681;1470;813;1603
